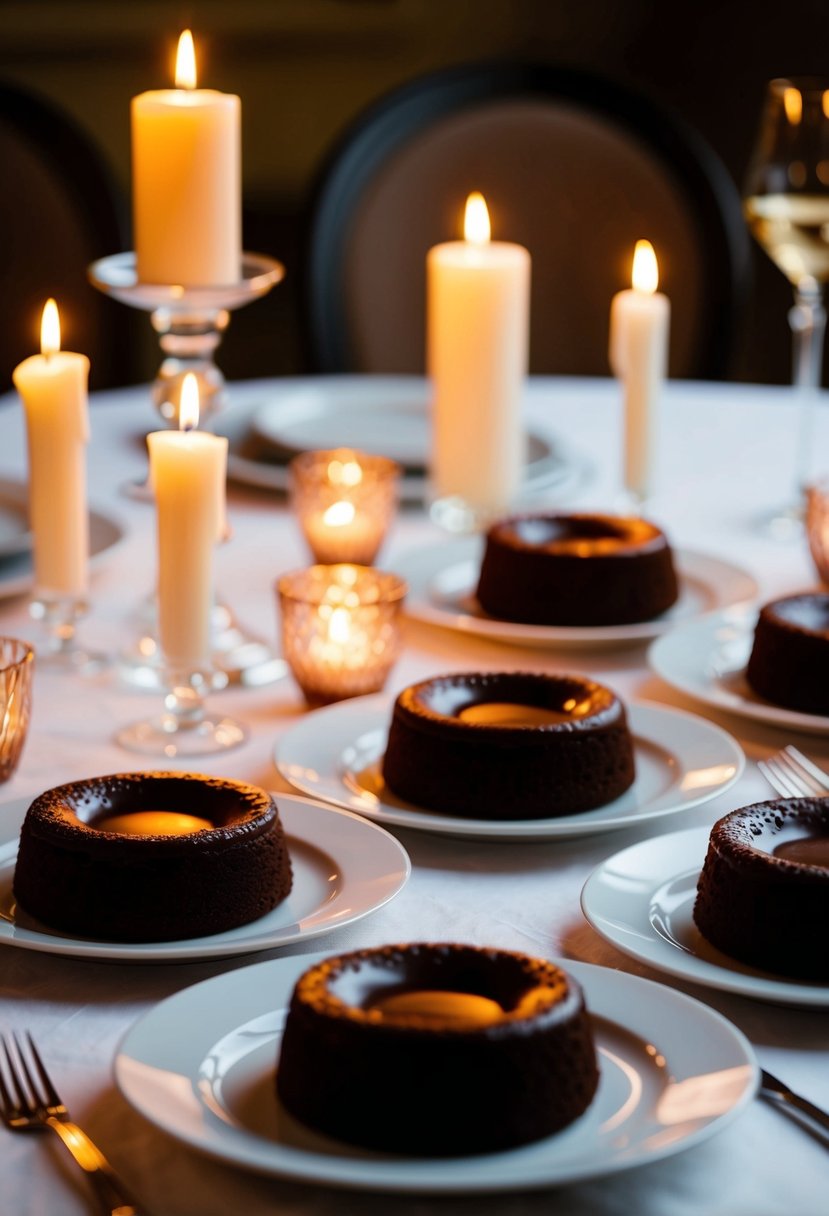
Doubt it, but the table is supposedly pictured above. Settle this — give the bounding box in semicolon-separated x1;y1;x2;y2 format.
0;375;826;1216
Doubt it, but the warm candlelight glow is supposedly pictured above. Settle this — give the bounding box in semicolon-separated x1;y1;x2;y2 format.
783;86;803;125
179;372;200;431
328;457;363;487
464;192;491;245
323;500;356;528
278;564;406;705
175;29;197;90
40;299;60;356
823;91;829;121
632;240;659;294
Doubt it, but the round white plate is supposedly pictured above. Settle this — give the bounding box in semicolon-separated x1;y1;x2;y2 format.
0;794;410;962
0;480;123;600
648;605;829;736
581;826;829;1008
394;537;759;649
213;376;583;503
274;695;744;841
115;951;757;1193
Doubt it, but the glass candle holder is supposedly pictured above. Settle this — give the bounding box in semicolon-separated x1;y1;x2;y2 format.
806;479;829;584
278;564;407;706
0;638;34;781
289;448;400;565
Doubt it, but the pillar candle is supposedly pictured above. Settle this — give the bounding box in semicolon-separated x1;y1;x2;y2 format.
609;240;671;501
427;192;530;514
147;374;227;669
131;29;241;286
13;299;90;598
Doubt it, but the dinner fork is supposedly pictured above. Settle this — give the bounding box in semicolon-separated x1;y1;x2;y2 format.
0;1032;145;1215
757;744;829;799
760;1069;829;1147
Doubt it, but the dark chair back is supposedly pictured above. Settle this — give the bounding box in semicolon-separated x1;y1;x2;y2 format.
303;62;751;380
0;81;138;391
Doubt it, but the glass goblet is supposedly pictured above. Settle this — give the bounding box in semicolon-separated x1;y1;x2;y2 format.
743;78;829;533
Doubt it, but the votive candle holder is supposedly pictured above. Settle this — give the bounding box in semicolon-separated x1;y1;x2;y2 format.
278;564;406;705
0;638;34;782
288;448;400;565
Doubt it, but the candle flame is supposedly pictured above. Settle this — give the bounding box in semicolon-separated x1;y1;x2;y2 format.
40;298;61;356
464;192;491;245
328;457;363;487
823;91;829;120
175;29;197;90
179;372;200;430
632;239;659;293
783;86;802;125
323;500;356;528
328;606;352;645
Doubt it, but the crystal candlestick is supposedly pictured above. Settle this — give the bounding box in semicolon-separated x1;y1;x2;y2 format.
88;251;284;425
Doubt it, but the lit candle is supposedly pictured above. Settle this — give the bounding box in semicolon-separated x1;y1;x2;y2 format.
147;373;228;668
278;564;406;704
290;449;399;565
13;300;90;598
609;240;671;501
427;192;530;515
131;29;241;286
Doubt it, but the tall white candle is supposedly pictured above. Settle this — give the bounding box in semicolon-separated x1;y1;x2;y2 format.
427;193;530;514
147;373;227;669
13;299;90;598
131;29;241;286
609;240;670;501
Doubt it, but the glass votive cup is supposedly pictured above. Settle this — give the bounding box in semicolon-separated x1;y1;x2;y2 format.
806;479;829;584
0;638;34;781
288;448;401;565
277;564;407;706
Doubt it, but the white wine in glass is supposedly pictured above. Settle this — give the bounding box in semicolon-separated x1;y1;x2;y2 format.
743;78;829;532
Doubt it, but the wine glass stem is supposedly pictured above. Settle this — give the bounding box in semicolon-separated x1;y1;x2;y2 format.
789;286;827;492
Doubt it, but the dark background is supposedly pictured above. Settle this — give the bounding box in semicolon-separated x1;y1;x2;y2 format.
2;0;829;388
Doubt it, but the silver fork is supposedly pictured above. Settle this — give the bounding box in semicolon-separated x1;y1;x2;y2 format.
760;1068;829;1147
0;1032;145;1215
758;744;829;799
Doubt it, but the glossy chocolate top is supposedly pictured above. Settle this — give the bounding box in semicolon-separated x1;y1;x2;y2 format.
709;797;829;877
487;513;667;556
21;772;278;854
762;593;829;637
291;943;580;1034
394;672;624;734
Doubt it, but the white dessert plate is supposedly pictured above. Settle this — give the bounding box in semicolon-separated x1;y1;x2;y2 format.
213;376;583;503
114;951;757;1193
648;605;829;736
393;537;759;649
0;794;410;962
0;479;123;600
274;695;744;842
581;826;829;1008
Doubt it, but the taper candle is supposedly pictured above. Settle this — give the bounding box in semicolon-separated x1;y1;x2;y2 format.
13;299;90;598
147;373;227;668
609;240;670;501
132;29;241;286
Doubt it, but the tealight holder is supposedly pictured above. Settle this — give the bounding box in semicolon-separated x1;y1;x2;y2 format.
88;251;284;426
806;479;829;584
289;448;401;565
0;638;34;782
278;564;407;706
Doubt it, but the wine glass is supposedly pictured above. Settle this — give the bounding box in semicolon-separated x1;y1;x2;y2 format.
743;77;829;534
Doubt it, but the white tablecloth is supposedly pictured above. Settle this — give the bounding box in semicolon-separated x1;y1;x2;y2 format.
0;376;827;1216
